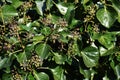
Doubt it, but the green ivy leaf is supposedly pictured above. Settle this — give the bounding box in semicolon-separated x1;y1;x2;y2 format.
98;33;116;49
11;0;22;8
53;53;67;64
28;73;35;80
80;67;96;80
2;73;13;80
16;51;27;63
51;66;66;80
25;44;34;59
19;25;31;31
46;0;53;10
110;60;115;71
25;44;34;53
69;18;81;29
35;0;46;16
33;71;49;80
0;5;18;22
80;67;91;79
83;0;90;5
33;34;44;44
7;37;19;44
64;4;75;24
81;43;99;67
99;46;118;56
41;27;51;36
0;54;15;70
96;7;117;28
0;58;8;69
110;0;120;23
6;0;12;3
32;21;40;27
35;43;50;59
54;2;68;15
3;54;15;68
115;64;120;80
59;30;69;43
103;74;109;80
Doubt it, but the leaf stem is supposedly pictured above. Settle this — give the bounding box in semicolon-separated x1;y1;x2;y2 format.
0;7;5;24
45;37;49;44
11;49;23;54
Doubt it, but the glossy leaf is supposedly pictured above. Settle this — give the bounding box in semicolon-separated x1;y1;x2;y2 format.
35;0;46;16
69;18;81;29
28;73;35;80
33;71;49;80
96;7;117;28
25;44;34;58
59;30;69;43
80;67;91;79
33;34;44;44
25;44;34;52
51;66;66;80
35;43;50;59
41;27;51;36
53;52;67;64
103;74;109;80
80;67;96;80
99;46;118;56
54;3;68;15
19;25;31;31
6;0;12;3
11;0;22;8
64;4;75;24
83;0;90;5
115;65;120;80
0;58;8;69
3;54;15;68
16;51;27;63
1;0;120;79
32;21;40;27
0;5;18;21
7;37;19;44
81;43;99;67
110;0;120;22
46;0;53;10
110;60;115;71
98;33;116;49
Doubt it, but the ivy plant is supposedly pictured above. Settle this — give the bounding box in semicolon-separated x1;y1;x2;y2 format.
0;0;120;80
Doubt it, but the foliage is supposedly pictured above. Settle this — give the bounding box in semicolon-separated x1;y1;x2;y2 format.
0;0;120;80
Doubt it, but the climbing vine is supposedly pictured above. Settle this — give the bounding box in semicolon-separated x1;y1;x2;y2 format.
0;0;120;80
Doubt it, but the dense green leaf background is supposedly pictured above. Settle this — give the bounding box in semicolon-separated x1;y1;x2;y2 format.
0;0;120;80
